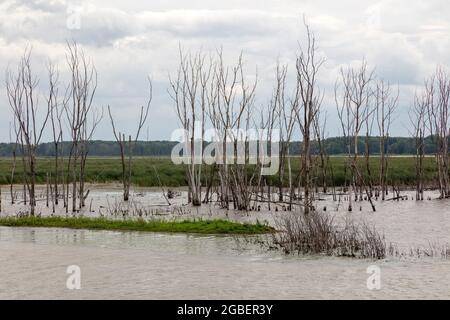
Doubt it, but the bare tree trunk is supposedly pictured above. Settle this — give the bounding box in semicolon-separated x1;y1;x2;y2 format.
50;173;55;214
335;59;376;211
293;20;325;214
6;48;50;216
10;135;18;205
63;41;100;213
46;172;49;208
376;80;398;200
72;151;77;213
107;79;151;202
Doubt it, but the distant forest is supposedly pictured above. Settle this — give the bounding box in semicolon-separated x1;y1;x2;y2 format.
0;136;444;157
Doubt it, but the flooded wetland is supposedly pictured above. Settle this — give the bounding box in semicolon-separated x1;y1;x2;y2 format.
2;1;450;301
0;187;449;299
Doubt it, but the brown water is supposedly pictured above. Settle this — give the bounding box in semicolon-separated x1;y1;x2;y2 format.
0;188;449;299
0;226;449;299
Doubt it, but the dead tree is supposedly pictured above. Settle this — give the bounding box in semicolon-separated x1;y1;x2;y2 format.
213;51;257;211
47;62;63;205
335;76;353;208
375;80;398;200
335;59;376;211
6;48;51;216
78;105;102;209
9;122;20;205
272;62;296;203
108;79;152;201
363;106;375;197
201;50;259;211
261;98;278;211
409;89;429;200
294;21;325;214
169;49;212;206
313;108;330;194
427;68;450;198
63;41;98;212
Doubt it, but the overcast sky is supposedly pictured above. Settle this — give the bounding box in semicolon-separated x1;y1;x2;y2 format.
0;0;449;142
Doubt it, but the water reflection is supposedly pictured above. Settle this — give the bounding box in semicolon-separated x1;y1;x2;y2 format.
0;226;271;258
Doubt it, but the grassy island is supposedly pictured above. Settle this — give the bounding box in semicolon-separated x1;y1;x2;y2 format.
0;216;274;235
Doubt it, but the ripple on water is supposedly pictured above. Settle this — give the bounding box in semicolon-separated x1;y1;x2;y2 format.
0;188;449;299
0;224;449;299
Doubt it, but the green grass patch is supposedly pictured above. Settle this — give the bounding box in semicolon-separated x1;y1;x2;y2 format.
0;216;274;235
0;155;444;187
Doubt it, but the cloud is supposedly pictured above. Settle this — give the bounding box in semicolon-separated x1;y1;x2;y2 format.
0;0;449;140
5;0;67;13
137;10;295;38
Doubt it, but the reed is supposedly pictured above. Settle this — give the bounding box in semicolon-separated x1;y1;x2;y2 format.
272;211;386;259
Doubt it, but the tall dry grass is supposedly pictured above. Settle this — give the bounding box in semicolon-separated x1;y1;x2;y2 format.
272;211;386;259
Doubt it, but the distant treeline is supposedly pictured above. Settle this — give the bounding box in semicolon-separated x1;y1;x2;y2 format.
0;136;445;157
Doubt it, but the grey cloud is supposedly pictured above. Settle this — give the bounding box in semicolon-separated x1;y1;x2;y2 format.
138;10;294;38
4;0;67;13
0;0;450;140
0;5;297;49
